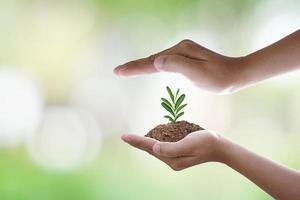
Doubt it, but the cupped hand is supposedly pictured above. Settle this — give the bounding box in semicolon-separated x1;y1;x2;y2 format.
121;130;224;171
114;40;245;94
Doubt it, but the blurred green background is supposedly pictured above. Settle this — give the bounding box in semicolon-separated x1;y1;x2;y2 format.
0;0;300;199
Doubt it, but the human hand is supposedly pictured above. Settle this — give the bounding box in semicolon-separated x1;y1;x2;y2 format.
114;40;245;94
121;130;224;171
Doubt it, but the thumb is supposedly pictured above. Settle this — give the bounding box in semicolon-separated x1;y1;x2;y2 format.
153;141;190;158
154;55;204;79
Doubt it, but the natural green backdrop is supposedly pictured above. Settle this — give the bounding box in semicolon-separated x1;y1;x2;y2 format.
0;0;300;199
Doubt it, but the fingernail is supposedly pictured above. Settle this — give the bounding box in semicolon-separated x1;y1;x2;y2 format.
153;143;161;154
114;65;127;75
121;134;130;142
154;56;165;71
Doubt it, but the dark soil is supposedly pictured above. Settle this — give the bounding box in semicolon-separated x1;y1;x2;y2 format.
145;121;204;142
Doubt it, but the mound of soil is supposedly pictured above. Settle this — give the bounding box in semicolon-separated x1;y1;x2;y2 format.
145;121;204;142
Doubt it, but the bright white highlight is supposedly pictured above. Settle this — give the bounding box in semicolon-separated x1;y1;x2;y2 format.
0;69;43;147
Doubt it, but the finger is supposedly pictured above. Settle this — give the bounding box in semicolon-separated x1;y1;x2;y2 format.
114;57;156;76
121;134;176;164
154;55;205;81
114;41;190;76
168;156;199;171
121;134;158;153
121;135;200;170
152;140;192;158
153;155;197;171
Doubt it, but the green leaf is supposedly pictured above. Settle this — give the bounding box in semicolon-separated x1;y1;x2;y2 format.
175;89;180;101
175;94;185;110
164;115;174;122
176;103;187;114
161;98;173;110
166;86;175;103
161;102;175;117
174;112;184;122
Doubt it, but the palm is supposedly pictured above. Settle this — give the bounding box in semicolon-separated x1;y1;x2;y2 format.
121;130;220;171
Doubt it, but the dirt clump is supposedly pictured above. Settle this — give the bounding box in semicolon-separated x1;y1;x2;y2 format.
145;121;204;142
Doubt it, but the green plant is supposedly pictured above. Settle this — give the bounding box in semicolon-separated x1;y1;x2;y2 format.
161;86;187;123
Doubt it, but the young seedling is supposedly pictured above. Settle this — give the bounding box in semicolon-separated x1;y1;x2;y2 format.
145;86;202;142
161;86;187;123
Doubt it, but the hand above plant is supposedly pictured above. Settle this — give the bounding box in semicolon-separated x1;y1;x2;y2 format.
114;30;300;94
115;39;240;94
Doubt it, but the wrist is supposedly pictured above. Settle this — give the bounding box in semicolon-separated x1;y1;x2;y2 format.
230;55;256;91
224;56;249;93
213;134;235;164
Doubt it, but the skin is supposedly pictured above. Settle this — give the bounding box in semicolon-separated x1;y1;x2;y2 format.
115;29;300;200
114;29;300;94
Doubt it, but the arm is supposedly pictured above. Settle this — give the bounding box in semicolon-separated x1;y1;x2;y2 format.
122;131;300;200
219;136;300;200
237;29;300;89
114;29;300;94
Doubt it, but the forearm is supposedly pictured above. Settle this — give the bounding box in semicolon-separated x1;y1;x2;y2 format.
235;29;300;89
217;136;300;200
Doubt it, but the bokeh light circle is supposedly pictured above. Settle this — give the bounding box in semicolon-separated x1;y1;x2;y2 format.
27;106;101;171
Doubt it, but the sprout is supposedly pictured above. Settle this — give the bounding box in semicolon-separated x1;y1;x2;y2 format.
161;86;187;123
